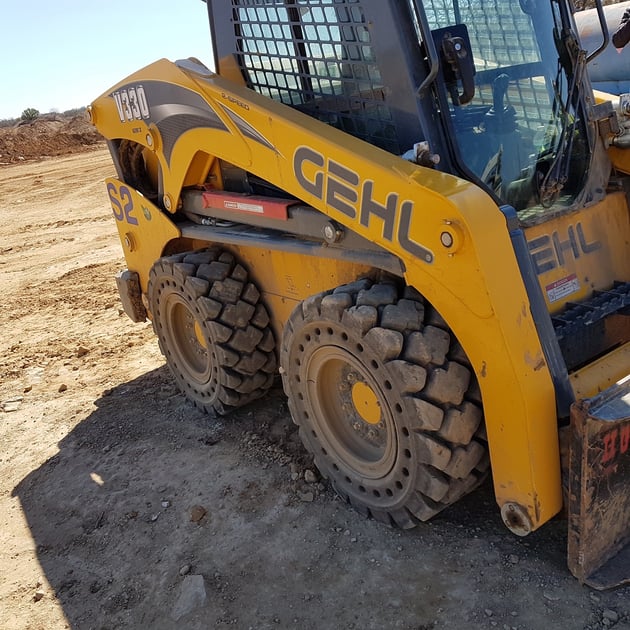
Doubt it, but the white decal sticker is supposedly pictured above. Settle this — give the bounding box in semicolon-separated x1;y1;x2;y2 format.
224;201;265;214
546;274;580;303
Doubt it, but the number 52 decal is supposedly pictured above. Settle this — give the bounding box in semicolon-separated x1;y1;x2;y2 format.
107;182;139;226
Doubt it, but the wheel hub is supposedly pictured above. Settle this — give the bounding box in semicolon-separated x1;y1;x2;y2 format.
350;381;381;425
193;319;208;350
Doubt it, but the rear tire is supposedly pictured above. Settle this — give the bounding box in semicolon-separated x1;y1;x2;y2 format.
118;139;158;202
148;249;276;416
280;279;487;528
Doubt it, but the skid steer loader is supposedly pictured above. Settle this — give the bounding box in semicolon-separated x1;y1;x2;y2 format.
89;0;630;588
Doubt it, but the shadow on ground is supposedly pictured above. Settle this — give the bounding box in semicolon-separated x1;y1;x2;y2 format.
13;367;620;630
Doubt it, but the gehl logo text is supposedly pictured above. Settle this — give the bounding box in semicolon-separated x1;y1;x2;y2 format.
528;224;601;275
294;147;433;263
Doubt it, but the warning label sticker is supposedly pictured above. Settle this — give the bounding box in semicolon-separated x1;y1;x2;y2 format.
223;200;264;214
546;274;580;303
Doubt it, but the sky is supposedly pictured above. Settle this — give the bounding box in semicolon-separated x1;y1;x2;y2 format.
0;1;214;120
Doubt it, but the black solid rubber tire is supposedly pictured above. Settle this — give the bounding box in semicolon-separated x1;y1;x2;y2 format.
280;279;487;528
118;139;158;201
148;249;276;416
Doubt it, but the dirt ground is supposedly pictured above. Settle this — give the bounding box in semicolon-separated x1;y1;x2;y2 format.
1;148;630;630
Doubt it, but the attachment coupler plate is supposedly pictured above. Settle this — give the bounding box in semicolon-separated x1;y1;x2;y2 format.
567;374;630;589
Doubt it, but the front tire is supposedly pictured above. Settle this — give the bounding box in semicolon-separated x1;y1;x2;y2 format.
280;279;487;528
148;249;276;416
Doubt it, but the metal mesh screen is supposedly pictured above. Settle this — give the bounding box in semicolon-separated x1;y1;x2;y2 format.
425;0;553;130
425;0;539;66
229;0;555;151
231;0;400;153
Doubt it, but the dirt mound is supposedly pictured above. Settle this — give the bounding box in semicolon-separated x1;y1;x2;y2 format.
0;114;105;164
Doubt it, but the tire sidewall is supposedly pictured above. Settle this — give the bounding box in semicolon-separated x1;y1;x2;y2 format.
150;266;221;409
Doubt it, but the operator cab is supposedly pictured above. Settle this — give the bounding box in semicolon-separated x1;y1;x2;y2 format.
423;0;605;220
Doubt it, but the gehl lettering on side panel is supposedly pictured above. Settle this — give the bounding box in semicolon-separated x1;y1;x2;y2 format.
294;146;434;263
528;224;602;275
